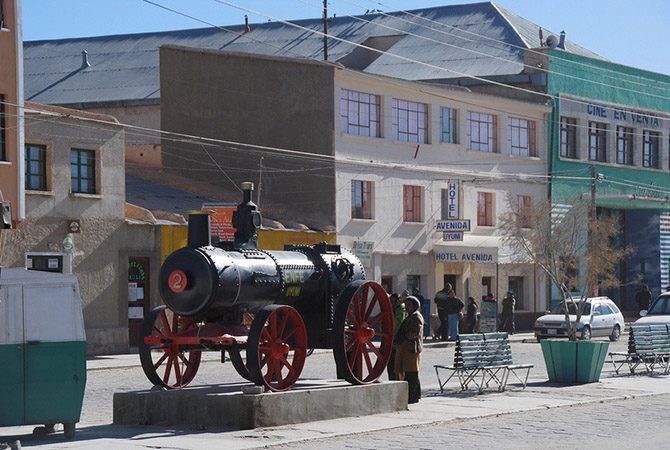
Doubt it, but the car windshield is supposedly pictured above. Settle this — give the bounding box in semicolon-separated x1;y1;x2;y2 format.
646;295;670;315
550;302;591;315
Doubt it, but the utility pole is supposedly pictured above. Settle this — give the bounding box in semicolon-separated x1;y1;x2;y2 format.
323;0;328;61
590;163;597;220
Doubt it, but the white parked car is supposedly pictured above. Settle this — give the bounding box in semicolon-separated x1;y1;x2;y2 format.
634;291;670;325
534;296;625;342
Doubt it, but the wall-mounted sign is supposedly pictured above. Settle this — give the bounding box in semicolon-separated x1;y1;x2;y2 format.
202;203;236;242
435;247;497;264
442;232;463;241
351;240;374;267
436;219;471;232
446;181;459;219
560;96;669;132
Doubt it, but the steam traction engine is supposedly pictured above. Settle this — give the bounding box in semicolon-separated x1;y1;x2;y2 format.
139;182;393;391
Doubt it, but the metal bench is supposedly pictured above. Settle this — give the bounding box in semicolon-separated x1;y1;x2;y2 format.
609;324;670;375
434;332;533;393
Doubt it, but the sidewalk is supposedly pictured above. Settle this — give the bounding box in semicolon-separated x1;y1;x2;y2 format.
5;335;670;449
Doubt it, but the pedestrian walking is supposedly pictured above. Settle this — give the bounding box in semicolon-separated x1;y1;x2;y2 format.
394;295;424;404
434;283;451;341
387;293;407;381
465;296;478;334
635;285;652;315
444;288;464;341
500;291;516;334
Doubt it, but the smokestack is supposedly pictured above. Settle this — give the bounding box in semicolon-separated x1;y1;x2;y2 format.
538;27;544;46
244;15;251;33
81;50;90;68
558;31;566;49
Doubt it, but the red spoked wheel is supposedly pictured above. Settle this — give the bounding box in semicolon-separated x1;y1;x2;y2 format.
333;280;394;384
247;305;308;392
139;305;202;389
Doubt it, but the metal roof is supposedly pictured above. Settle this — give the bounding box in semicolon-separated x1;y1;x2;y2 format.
24;1;604;105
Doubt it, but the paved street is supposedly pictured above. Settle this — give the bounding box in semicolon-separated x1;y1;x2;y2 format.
5;333;670;449
267;393;670;449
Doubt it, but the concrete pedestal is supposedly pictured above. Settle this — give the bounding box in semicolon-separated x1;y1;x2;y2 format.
113;379;408;429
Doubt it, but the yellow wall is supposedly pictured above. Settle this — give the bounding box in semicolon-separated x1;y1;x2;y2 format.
0;0;21;222
160;225;336;261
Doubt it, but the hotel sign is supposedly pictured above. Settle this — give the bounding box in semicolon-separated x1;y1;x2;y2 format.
445;181;459;219
435;248;497;264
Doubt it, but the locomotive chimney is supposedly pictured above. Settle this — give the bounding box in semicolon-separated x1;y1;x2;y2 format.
233;182;261;249
187;211;212;248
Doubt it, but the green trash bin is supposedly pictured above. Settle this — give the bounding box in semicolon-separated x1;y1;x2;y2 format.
0;268;87;439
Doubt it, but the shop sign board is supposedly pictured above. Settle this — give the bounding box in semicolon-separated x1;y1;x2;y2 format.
436;219;471;232
202;203;236;242
352;240;374;267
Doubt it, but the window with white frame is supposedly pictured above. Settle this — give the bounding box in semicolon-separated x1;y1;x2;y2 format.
468;111;497;152
403;185;423;222
642;130;660;168
509;117;536;157
477;191;494;226
351;179;373;219
559;117;577;159
615;126;634;166
588;121;607;162
392;99;428;144
340;89;381;137
440;107;457;144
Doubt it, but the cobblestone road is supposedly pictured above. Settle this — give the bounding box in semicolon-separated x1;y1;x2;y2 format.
264;393;670;449
81;336;628;424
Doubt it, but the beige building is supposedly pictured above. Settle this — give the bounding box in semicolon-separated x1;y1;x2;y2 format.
1;102;163;355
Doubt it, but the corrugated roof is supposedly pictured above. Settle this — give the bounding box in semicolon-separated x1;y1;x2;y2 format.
24;1;604;105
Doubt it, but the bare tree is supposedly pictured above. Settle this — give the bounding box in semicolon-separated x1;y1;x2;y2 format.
498;196;634;341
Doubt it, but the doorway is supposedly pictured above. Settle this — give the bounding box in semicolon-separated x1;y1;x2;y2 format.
128;257;150;348
508;276;525;310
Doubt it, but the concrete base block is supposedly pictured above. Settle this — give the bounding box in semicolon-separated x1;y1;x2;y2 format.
113;380;408;429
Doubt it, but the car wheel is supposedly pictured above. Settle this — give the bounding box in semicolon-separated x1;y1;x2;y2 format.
581;326;591;341
609;324;621;342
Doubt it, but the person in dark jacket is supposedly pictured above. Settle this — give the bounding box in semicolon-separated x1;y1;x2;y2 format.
434;283;451;341
500;291;516;334
444;289;464;341
394;295;424;404
635;285;652;315
465;296;478;334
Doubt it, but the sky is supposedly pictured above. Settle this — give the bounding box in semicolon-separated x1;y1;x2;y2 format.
21;0;670;76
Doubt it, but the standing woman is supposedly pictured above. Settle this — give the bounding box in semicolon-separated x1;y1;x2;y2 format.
394;296;424;404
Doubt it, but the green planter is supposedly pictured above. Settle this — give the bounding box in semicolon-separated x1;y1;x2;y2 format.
540;340;609;384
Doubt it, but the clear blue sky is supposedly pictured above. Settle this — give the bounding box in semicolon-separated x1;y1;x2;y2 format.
22;0;670;76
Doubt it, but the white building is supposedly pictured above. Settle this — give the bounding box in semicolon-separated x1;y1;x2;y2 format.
334;68;550;325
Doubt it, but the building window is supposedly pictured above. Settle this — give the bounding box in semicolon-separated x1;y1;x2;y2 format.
0;96;5;161
25;144;47;191
468;111;497;152
559;117;577;159
392;99;428;144
615;126;634;165
642;130;660;168
70;148;96;194
440;107;457;144
517;195;532;228
340;89;381;137
351;179;373;219
509;117;536;157
406;274;421;294
477;192;494;226
403;185;423;222
588;121;607;162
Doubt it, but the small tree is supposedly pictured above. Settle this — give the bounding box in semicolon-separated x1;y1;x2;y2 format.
498;197;634;341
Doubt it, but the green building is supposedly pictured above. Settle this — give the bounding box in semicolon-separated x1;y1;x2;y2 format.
534;49;670;310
